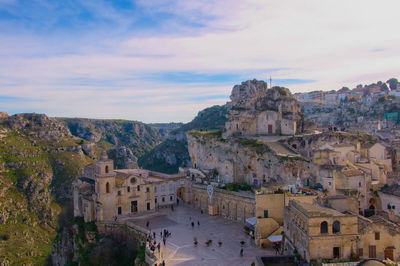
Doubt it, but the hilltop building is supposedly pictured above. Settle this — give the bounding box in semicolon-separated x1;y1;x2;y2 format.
224;80;303;138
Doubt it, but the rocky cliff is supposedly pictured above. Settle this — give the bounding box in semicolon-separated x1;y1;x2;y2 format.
187;131;312;185
0;113;97;265
60;118;180;170
224;80;304;138
187;80;310;186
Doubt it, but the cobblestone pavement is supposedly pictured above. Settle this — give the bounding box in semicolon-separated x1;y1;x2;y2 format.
132;204;274;266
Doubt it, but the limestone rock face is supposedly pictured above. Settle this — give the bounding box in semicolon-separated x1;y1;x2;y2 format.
107;146;138;169
230;79;270;107
3;113;71;141
225;80;303;137
61;118;165;157
187;133;313;185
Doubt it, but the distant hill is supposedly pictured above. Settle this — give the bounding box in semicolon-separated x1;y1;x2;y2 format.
138;105;228;173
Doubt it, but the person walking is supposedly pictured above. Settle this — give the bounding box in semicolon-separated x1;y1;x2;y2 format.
240;248;243;257
197;221;200;227
157;243;161;252
191;221;195;228
163;237;166;245
153;232;156;239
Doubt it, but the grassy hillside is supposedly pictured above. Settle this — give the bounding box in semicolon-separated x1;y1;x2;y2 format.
0;114;96;265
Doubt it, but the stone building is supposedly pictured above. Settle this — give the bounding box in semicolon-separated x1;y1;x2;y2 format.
254;190;316;247
358;215;400;261
378;184;400;221
73;154;190;222
284;199;400;263
191;183;255;221
223;80;303;138
284;200;359;263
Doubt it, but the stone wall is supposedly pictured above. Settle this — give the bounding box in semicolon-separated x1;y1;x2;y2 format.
191;184;255;222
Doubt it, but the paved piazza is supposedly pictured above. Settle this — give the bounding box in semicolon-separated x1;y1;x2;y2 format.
131;204;273;266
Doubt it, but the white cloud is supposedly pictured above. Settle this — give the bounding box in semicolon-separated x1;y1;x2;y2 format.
1;0;400;122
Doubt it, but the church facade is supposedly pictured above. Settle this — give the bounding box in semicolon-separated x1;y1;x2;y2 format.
73;154;190;222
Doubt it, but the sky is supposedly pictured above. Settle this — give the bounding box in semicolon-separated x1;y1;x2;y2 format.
0;0;400;123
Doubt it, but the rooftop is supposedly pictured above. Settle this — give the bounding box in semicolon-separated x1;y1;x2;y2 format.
291;200;346;217
342;169;364;177
380;184;400;197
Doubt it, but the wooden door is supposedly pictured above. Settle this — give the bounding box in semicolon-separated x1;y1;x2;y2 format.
384;248;394;260
368;245;376;258
268;124;273;133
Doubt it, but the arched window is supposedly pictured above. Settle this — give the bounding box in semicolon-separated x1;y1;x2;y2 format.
105;165;109;173
332;221;341;233
320;221;328;234
106;182;110;193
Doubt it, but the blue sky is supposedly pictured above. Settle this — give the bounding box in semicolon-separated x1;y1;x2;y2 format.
0;0;400;122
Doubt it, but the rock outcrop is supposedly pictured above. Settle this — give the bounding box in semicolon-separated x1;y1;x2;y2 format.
224;80;303;138
187;132;312;185
61;118;167;158
187;80;310;186
107;146;138;169
0;113;94;265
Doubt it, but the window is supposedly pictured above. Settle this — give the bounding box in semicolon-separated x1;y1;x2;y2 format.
105;165;109;173
333;247;340;258
375;232;380;240
137;185;140;191
146;187;150;193
127;186;130;192
162;197;165;202
368;245;376;258
359;182;362;187
117;190;121;196
170;196;173;201
264;210;269;218
147;202;151;211
332;221;341;234
117;206;122;215
320;221;328;234
106;182;110;193
358;248;363;257
155;198;157;204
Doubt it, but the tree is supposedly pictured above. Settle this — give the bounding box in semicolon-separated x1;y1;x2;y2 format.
380;83;389;92
339;87;350;92
387;78;399;91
